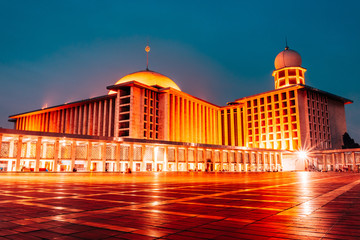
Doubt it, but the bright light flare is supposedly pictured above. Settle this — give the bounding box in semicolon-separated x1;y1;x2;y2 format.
297;150;308;160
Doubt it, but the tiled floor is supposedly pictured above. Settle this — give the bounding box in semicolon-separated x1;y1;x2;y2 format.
1;172;360;239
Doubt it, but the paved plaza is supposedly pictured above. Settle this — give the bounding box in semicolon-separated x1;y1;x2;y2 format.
0;172;360;239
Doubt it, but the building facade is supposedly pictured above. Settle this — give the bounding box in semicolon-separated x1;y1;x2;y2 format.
1;46;354;172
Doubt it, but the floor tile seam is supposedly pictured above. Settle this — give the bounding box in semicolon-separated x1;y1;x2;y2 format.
11;200;83;213
73;197;140;204
130;208;224;220
319;191;360;239
3;174;352;231
56;217;139;233
177;201;284;211
182;175;345;201
278;178;360;217
0;193;34;199
186;176;353;233
212;196;299;204
3;190;175;204
25;174;342;218
154;177;324;204
164;225;226;240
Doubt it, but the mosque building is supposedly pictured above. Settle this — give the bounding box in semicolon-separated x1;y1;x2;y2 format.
0;45;355;172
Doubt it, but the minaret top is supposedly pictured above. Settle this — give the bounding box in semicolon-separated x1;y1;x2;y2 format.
274;46;302;70
145;43;150;71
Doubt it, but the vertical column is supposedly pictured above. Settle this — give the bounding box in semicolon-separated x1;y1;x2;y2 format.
116;142;121;171
185;99;189;142
164;146;168;171
224;110;228;145
60;110;65;133
73;108;78;134
237;107;242;146
54;139;59;172
198;105;202;143
101;143;106;172
129;143;134;171
69;108;74;134
48;113;52;132
92;102;97;136
219;151;223;171
70;140;76;172
29;116;33;130
255;152;259;171
65;109;70;133
0;133;2;157
152;146;156;171
77;107;81;135
114;91;120;138
15;136;23;171
87;103;93;135
170;95;175;141
194;103;198;143
98;101;103;136
181;98;185;141
86;141;92;171
176;97;180;141
141;144;146;172
108;98;113;137
34;137;42;172
211;149;215;171
217;111;222;145
57;111;61;132
202;105;206;143
235;151;239;171
175;147;178;171
102;100;108;137
205;107;208;143
184;147;188;171
209;108;213;144
194;148;198;171
189;101;194;143
212;109;217;145
230;108;235;146
20;118;23;130
352;151;356;172
82;104;88;135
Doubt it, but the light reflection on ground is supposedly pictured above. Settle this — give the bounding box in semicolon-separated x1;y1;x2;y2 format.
0;172;360;239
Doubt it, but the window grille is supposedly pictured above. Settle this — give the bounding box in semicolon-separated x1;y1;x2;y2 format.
0;142;10;158
76;145;87;160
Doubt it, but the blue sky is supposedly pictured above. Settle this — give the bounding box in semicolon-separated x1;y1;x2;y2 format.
1;0;360;141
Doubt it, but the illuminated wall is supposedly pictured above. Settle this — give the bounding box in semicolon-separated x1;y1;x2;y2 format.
9;47;351;151
10;81;349;151
14;95;116;137
234;87;301;150
166;89;220;145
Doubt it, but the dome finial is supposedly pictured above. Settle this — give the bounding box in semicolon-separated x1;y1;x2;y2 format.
145;41;150;71
285;36;289;50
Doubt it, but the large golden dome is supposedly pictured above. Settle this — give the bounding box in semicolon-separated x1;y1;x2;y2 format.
108;70;181;94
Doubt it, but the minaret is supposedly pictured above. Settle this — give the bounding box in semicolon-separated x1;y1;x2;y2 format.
272;45;307;89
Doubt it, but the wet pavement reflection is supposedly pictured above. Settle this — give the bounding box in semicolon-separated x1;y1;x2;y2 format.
0;172;360;239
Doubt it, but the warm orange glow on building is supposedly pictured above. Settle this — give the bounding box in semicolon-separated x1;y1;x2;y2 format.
108;70;181;95
9;46;352;153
